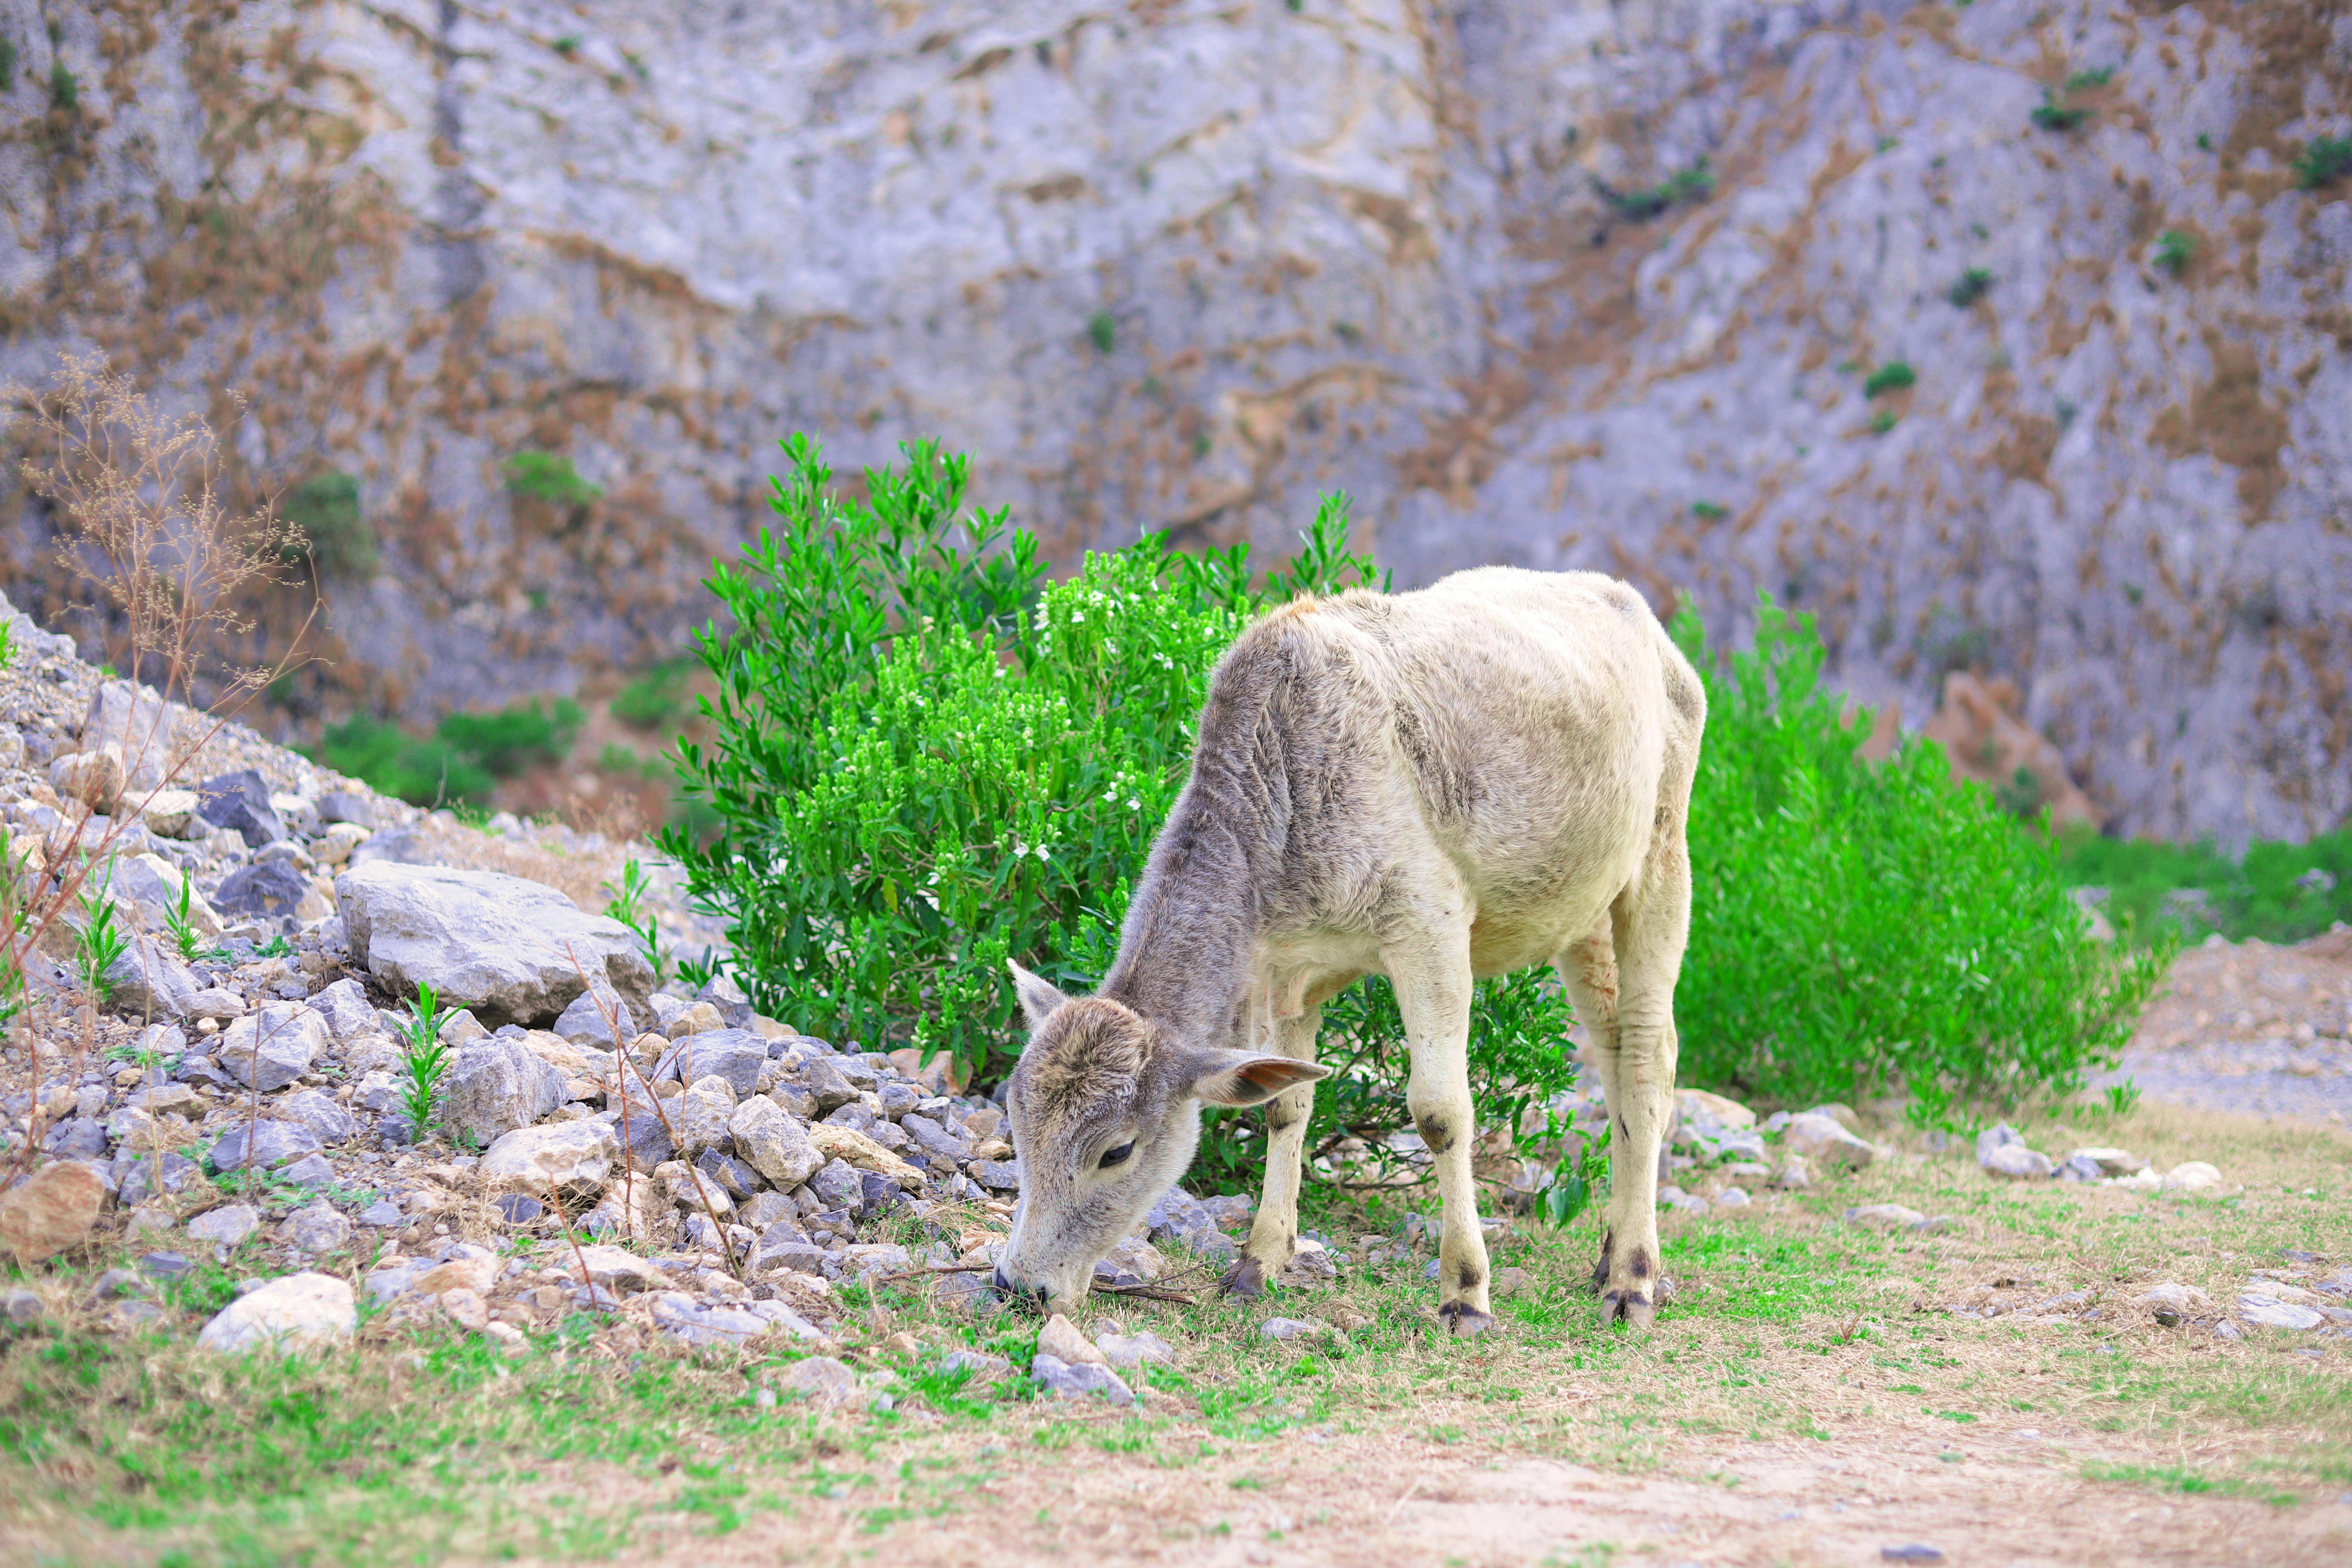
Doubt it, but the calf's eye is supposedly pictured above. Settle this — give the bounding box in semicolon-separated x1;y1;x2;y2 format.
1098;1141;1134;1169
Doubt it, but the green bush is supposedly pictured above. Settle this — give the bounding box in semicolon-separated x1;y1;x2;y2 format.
315;698;583;807
1600;158;1714;220
501;450;603;508
1668;597;2165;1123
1946;268;1993;307
2153;229;2194;276
280;471;375;580
611;660;694;730
2056;827;2352;945
662;434;1582;1189
2030;92;2091;133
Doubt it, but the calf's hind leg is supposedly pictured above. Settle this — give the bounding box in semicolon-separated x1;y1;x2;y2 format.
1556;930;1622;1297
1387;934;1493;1337
1589;851;1692;1329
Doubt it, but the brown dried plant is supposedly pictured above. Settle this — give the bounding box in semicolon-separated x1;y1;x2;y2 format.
1;352;318;1194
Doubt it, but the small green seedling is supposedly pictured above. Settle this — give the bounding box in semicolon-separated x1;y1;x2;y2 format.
398;981;455;1143
2153;230;2193;276
601;857;668;989
160;872;215;962
1863;361;1916;398
2030;91;2091;133
76;859;130;1001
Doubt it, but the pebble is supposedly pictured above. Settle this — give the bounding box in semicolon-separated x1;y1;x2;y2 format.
186;1204;262;1248
1031;1353;1135;1405
1259;1316;1326;1341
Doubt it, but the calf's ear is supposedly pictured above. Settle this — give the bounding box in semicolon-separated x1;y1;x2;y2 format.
1007;960;1071;1029
1186;1049;1331;1107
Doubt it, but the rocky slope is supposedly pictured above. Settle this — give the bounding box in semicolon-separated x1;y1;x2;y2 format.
0;0;2346;844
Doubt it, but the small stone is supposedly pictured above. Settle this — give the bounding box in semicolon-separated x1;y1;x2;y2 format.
282;1201;353;1252
216;1003;329;1090
798;1055;859;1113
657;1159;735;1217
775;1355;859;1407
1784;1112;1876;1171
2239;1293;2324;1331
1773;1157;1812;1190
440;1036;566;1143
307;978;378;1044
2162;1161;2221;1192
213;861;311;920
0;1161;108;1262
2136;1282;2213;1326
970;1158;1021;1191
1974;1122;2024;1166
357;1198;404;1227
139;789;203;839
1031;1352;1134;1404
1259;1316;1325;1341
482;1119;618;1197
807;1122;925;1188
674;1074;739;1158
808;1158;865;1215
188;1204;263;1247
2069;1147;2147;1178
1842;1204;1927;1232
2214;1319;2247;1340
732;1096;824;1188
136;1250;194;1280
197;1271;355;1353
103;937;202;1021
278;1153;336;1187
1983;1143;2055;1180
276;1089;358;1144
440;1286;491;1332
1714;1186;1752;1207
553;984;636;1048
1879;1548;1943;1564
51;745;127;813
196;770;286;847
655;1029;769;1095
315;790;376;828
313;822;373;867
1095;1329;1176;1369
1039;1312;1107;1367
3;1288;44;1325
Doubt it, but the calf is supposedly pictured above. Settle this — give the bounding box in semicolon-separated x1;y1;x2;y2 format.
992;568;1704;1334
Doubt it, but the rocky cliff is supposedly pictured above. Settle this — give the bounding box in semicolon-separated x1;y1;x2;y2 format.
1;0;2346;844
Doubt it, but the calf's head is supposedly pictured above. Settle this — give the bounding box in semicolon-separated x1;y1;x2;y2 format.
992;962;1326;1311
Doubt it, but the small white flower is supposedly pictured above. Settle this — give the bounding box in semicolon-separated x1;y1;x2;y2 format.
1128;798;1140;810
1036;845;1050;862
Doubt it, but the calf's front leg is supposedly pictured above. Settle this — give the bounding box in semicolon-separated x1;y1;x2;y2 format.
1388;940;1492;1337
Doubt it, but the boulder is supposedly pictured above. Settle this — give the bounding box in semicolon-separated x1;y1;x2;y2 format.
653;1029;768;1094
552;982;636;1048
440;1037;566;1143
275;1089;358;1144
197;1271;355;1354
110;854;223;936
315;790;377;828
307;977;379;1043
335;861;655;1026
194;770;286;848
731;1095;823;1188
82;680;183;793
674;1075;738;1158
207;1121;325;1173
212;862;311;921
1675;1088;1756;1130
50;745;126;814
216;1003;330;1090
1783;1112;1876;1171
481;1118;619;1197
0;1162;107;1263
2238;1293;2324;1331
103;937;201;1021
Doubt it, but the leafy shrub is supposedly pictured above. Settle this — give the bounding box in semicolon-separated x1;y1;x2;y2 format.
1946;268;1993;307
611;659;694;730
1086;312;1116;355
1862;361;1916;398
2153;229;2194;276
502;451;603;507
1867;408;1899;435
664;435;1582;1188
1600;158;1714;220
2062;66;2114;92
2294;136;2352;190
1690;501;1727;521
1669;597;2165;1124
280;471;375;580
2030;92;2091;132
2056;826;2352;945
314;698;583;807
48;61;75;110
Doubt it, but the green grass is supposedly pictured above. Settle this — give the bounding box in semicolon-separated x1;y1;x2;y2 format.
2293;135;2352;190
1601;158;1715;220
2055;823;2352;943
2153;229;2194;276
1946;268;1993;307
501;451;603;508
1862;361;1916;398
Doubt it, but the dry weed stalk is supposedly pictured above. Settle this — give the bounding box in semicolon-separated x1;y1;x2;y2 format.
0;352;317;1195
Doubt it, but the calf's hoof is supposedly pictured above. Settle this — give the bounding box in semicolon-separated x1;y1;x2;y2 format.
1219;1257;1269;1299
1599;1287;1655;1329
1437;1301;1495;1338
1588;1229;1613;1296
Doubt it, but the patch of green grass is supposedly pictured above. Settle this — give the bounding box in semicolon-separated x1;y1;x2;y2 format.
1946;268;1992;307
2055;822;2352;943
1600;158;1715;220
2153;229;2193;276
1087;311;1116;355
1862;361;1916;398
1867;407;1898;435
2062;66;2114;92
2082;1462;2297;1506
1689;501;1727;521
501;450;603;508
280;470;375;581
2295;135;2352;190
312;697;583;807
2030;91;2091;133
611;658;695;730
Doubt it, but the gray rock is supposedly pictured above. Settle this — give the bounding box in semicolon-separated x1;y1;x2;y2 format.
732;1096;823;1188
1096;1330;1176;1369
1258;1316;1326;1341
212;862;309;920
697;1147;763;1200
2239;1293;2324;1331
197;1271;355;1354
552;983;636;1048
481;1118;619;1196
116;1151;202;1207
1843;1204;1928;1232
42;1118;108;1160
1983;1143;2055;1180
773;1355;859;1407
103;937;201;1021
604;1088;674;1170
356;1198;404;1227
308;978;379;1044
282;1201;354;1252
654;1029;769;1095
216;1003;329;1090
207;1120;323;1173
335;861;655;1027
440;1036;566;1143
278;1153;337;1187
275;1089;358;1144
823;1100;876;1133
352;1070;406;1115
315;790;376;828
650;1291;771;1346
753;1234;830;1275
195;770;286;848
1031;1352;1134;1405
797;1054;859;1113
738;1190;800;1231
673;1074;739;1157
187;1204;263;1246
1784;1112;1876;1172
809;1158;866;1216
1974;1122;2024;1165
970;1158;1021;1192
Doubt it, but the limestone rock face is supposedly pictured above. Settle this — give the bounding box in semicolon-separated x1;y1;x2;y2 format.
0;0;2344;844
335;862;655;1026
